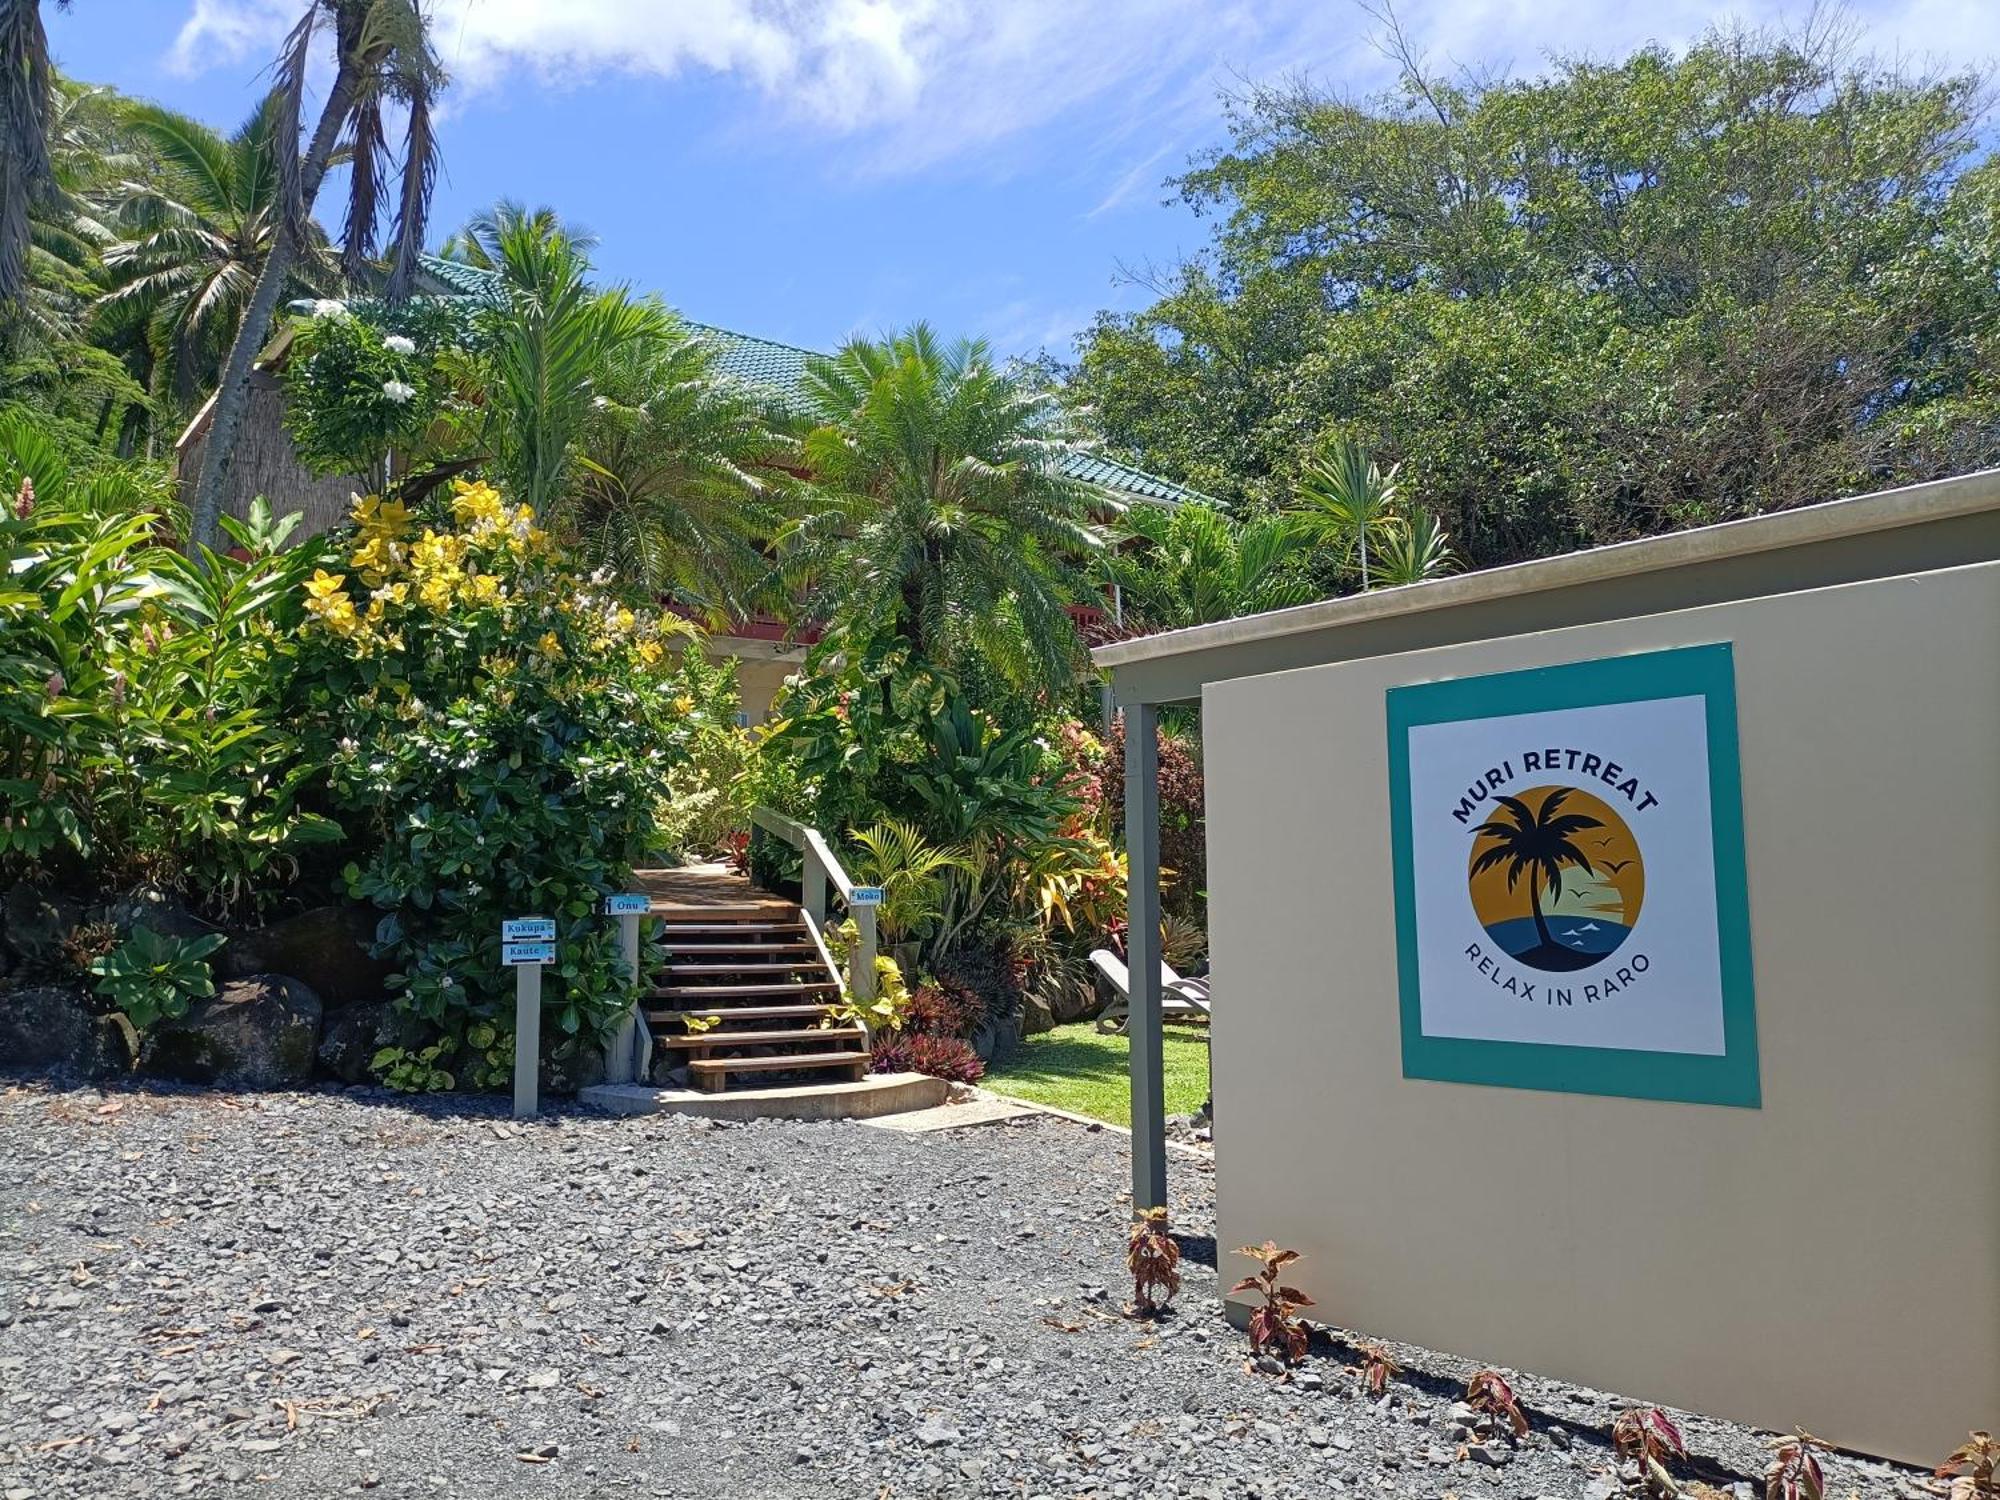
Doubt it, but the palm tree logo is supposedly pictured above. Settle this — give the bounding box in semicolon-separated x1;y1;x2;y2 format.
1468;786;1645;973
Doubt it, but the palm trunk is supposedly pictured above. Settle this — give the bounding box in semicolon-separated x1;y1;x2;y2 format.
185;59;358;554
1530;879;1553;951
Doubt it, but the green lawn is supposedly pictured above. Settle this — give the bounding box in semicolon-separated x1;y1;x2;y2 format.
983;1021;1210;1128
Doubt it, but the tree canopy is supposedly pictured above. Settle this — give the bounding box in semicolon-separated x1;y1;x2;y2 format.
1069;22;2000;567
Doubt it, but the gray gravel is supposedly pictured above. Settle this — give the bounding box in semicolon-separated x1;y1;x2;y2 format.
0;1079;1932;1500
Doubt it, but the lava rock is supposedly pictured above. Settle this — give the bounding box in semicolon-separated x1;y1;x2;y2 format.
140;974;322;1088
1018;992;1057;1036
314;998;412;1085
97;884;219;943
0;983;132;1078
221;905;393;1009
2;881;80;966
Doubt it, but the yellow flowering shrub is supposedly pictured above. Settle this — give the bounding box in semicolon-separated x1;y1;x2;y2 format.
294;481;698;1088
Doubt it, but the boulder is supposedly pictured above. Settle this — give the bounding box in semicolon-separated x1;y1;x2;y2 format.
0;983;134;1079
541;1040;606;1096
1019;992;1057;1036
3;881;80;966
223;905;393;1009
140;975;322;1090
98;884;218;943
1050;979;1100;1025
315;998;404;1085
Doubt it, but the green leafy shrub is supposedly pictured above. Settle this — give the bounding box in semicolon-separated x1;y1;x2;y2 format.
295;481;691;1085
371;1042;457;1093
93;503;342;916
651;650;755;858
0;432;329;917
281;304;446;476
87;926;226;1030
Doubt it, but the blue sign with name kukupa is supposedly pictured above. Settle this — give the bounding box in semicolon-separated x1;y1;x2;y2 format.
501;917;555;942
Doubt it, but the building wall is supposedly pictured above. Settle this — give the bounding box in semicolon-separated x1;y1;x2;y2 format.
177;370;369;540
1204;559;2000;1464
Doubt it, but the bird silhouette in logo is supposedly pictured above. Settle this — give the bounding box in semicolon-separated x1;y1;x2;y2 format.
1602;859;1634;874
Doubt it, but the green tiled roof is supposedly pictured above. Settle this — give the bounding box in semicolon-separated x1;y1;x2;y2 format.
413;257;1205;505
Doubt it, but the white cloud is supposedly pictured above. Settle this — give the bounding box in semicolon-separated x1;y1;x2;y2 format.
166;0;2000;179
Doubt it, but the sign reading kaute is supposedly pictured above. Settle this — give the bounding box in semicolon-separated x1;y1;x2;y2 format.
1385;644;1759;1108
502;940;554;965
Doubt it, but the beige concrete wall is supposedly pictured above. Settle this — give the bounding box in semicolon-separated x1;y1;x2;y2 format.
1204;559;2000;1464
729;654;800;726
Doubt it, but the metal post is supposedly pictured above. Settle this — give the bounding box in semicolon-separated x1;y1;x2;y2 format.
852;902;878;1003
1124;701;1166;1215
513;961;542;1119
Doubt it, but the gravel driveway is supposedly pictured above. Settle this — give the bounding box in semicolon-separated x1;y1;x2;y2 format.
0;1080;1927;1500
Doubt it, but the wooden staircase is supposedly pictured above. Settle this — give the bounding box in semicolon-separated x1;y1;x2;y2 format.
640;873;871;1093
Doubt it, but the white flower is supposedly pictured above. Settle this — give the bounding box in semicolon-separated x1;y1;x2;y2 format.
382;334;416;356
381;379;416;404
310;298;349;319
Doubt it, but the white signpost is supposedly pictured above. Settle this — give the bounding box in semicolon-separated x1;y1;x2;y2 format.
601;894;651;1085
503;918;556;1118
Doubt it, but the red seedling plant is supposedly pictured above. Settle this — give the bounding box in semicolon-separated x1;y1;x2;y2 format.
1614;1407;1687;1496
1127;1207;1181;1316
1765;1430;1834;1500
1466;1369;1529;1437
1231;1241;1313;1367
1938;1431;1999;1500
1357;1339;1401;1396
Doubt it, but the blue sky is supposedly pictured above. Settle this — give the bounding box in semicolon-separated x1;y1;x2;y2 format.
52;0;2000;362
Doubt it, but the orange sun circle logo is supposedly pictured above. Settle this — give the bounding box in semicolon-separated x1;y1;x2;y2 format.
1466;785;1645;973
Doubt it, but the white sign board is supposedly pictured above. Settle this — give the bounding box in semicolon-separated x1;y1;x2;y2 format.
502;940;555;965
501;917;555;942
603;894;650;916
1385;645;1758;1107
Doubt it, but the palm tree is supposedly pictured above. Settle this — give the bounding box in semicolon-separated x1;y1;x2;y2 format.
1292;436;1403;588
779;323;1111;698
187;0;442;554
1106;499;1314;632
0;0;68;308
559;312;791;618
439;197;595;269
465;215;662;517
96;96;335;408
1370;505;1458;588
1469;790;1603;958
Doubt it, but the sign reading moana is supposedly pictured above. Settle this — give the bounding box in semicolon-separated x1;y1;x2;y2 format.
1386;644;1761;1107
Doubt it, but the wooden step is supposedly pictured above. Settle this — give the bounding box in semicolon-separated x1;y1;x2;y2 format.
662;961;826;977
660;940;819;953
647;1004;842;1024
652;981;838;1000
658;921;806;936
665;1026;863;1050
687;1051;871;1092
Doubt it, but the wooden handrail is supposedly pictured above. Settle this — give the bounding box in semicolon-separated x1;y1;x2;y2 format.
748;806;877;1003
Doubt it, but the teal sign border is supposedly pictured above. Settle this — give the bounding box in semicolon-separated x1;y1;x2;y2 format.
1385;643;1760;1108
